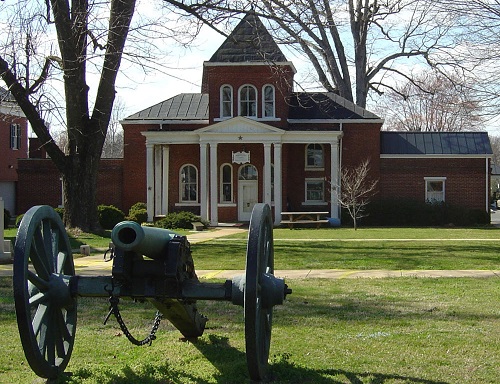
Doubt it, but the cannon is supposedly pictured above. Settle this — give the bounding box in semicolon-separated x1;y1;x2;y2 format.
13;203;290;381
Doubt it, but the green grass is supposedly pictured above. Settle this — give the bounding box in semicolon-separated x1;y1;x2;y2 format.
191;240;500;270
1;276;499;383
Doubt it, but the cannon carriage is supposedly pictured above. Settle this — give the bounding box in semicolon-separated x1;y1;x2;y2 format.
13;203;290;381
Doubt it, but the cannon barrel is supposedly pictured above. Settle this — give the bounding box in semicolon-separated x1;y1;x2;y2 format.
111;221;178;260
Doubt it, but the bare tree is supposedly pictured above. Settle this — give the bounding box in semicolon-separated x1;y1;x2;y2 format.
337;160;378;230
102;97;125;158
376;71;484;131
0;1;186;231
164;0;456;108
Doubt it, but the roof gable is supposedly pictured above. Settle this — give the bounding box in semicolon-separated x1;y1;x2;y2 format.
381;132;492;156
197;116;284;134
209;14;287;63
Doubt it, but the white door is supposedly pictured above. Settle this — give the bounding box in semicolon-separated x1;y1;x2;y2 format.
239;181;258;221
238;164;259;221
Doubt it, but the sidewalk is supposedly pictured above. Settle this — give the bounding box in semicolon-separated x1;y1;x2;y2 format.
1;227;499;279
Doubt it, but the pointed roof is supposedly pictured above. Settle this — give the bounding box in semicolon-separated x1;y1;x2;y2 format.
209;13;287;63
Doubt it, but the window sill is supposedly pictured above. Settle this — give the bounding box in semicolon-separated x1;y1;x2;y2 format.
302;201;328;206
218;203;237;207
175;202;201;207
305;167;325;172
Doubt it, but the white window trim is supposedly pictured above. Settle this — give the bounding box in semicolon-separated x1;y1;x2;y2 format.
305;143;325;170
304;178;326;203
424;177;446;203
220;163;233;203
220;84;233;119
238;84;258;118
262;84;275;118
179;164;199;203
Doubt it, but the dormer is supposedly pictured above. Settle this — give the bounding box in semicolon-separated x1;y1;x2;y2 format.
201;14;296;128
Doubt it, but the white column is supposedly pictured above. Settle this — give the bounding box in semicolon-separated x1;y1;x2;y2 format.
330;140;340;220
209;143;218;225
273;143;282;225
146;143;155;222
263;143;272;207
161;145;169;215
154;146;162;217
200;142;209;221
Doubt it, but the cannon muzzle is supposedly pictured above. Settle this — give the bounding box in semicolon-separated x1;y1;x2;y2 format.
111;221;178;260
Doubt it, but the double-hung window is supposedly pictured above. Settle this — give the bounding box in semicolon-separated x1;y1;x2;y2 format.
221;85;233;118
180;165;198;202
425;177;446;203
305;143;324;169
10;123;21;150
239;85;257;117
305;178;325;203
263;85;275;118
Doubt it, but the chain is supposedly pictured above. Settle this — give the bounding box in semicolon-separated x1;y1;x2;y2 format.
104;295;163;346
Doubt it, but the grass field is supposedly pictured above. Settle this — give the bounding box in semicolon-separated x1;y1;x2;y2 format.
2;226;500;383
1;276;499;383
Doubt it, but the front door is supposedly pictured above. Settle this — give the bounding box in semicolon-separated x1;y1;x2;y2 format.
238;164;258;221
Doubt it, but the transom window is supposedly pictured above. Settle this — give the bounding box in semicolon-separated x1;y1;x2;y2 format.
220;164;233;203
305;179;325;202
263;85;275;118
220;85;233;118
239;85;257;117
425;177;446;203
239;164;258;180
306;144;324;168
180;164;198;202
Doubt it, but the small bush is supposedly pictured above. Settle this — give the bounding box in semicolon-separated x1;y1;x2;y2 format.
126;202;148;224
15;214;24;227
54;207;64;221
154;211;201;230
3;209;11;229
98;205;125;230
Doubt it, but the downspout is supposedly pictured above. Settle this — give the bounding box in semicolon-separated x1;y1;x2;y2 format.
486;157;490;213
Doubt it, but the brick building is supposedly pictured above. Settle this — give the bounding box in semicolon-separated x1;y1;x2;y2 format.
10;14;493;225
121;14;492;225
0;87;28;214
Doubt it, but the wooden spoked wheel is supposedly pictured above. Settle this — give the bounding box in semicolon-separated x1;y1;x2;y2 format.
244;203;274;381
13;205;77;379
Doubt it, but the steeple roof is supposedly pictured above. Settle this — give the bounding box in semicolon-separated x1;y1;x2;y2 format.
209;13;287;63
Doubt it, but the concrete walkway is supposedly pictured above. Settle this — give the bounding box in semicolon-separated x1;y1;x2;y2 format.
1;226;499;279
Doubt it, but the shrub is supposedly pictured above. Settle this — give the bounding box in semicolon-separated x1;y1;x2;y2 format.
3;209;11;229
54;207;64;221
15;214;24;228
98;205;125;229
363;199;491;227
154;211;201;230
126;202;148;224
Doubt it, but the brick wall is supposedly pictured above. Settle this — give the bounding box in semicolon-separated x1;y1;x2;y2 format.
203;64;295;127
379;157;489;211
17;159;123;214
0;114;28;182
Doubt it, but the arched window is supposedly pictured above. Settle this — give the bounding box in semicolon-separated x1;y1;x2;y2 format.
262;85;275;118
305;144;324;168
239;85;257;117
239;164;258;180
220;163;233;203
220;85;233;118
180;164;198;202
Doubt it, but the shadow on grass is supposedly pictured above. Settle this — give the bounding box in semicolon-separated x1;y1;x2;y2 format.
57;335;450;384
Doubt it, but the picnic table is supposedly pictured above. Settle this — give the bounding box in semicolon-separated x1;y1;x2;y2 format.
280;211;329;228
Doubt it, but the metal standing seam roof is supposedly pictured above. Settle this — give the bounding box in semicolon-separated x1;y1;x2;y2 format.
124;94;209;121
380;132;493;155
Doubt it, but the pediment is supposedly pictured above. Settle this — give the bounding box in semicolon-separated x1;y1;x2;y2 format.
196;116;284;134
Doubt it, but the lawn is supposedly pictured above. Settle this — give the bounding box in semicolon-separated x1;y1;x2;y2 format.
1;276;499;383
